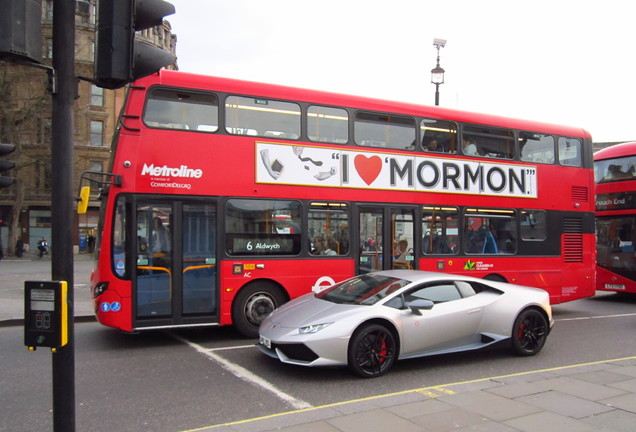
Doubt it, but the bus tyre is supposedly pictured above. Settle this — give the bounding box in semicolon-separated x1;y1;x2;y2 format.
348;323;397;378
511;308;548;356
232;283;286;338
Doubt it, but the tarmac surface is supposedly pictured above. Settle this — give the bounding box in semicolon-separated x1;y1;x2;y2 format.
2;254;636;432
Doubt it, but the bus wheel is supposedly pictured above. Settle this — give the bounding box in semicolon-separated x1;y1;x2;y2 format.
232;282;286;338
511;308;548;356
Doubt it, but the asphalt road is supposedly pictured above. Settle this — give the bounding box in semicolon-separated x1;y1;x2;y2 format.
1;289;635;432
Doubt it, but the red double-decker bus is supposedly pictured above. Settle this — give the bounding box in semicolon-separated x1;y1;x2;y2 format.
85;70;595;337
595;141;636;293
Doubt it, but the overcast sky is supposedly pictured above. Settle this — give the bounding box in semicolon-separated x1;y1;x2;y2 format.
166;0;635;143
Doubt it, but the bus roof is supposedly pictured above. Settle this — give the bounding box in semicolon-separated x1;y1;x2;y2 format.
138;69;592;140
594;142;636;161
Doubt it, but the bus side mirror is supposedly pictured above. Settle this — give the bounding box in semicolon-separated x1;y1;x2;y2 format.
77;186;90;214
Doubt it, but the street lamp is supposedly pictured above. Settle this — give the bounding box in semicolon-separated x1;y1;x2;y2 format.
431;38;446;106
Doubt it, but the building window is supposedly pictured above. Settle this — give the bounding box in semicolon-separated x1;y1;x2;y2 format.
88;160;103;189
90;120;104;146
44;0;53;21
39;118;52;145
90;85;104;106
44;38;53;59
35;160;52;191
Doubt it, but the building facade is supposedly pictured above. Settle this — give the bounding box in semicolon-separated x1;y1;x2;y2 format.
0;0;176;256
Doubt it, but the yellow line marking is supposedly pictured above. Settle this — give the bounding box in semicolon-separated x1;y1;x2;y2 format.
178;355;636;432
416;390;441;398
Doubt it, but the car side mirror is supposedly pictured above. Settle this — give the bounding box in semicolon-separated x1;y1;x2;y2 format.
407;299;434;315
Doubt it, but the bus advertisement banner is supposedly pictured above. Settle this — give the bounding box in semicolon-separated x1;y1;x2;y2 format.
256;142;538;198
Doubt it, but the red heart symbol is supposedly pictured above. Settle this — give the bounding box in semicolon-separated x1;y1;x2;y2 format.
354;155;382;185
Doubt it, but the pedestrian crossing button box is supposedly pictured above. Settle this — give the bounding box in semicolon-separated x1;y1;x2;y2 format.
24;281;68;351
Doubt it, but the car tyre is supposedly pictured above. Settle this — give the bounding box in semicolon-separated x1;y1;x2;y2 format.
511;308;548;356
348;323;396;378
232;282;286;338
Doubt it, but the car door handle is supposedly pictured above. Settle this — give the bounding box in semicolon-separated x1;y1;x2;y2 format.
467;308;482;314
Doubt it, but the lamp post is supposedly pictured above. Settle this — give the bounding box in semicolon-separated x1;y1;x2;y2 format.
431;38;446;106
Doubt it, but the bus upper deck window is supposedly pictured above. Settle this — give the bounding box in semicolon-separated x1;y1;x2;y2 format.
355;112;416;150
558;137;582;167
462;125;515;159
225;96;300;140
143;88;219;132
519;132;555;164
420;119;458;153
308;106;349;144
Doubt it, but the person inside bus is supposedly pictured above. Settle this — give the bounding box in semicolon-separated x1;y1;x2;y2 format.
423;231;452;254
323;237;338;255
462;137;478;156
312;236;325;255
424;137;446;153
394;239;409;261
151;217;170;254
604;164;631;181
392;239;411;268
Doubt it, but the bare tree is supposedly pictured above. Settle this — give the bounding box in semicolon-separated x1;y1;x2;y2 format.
0;66;51;256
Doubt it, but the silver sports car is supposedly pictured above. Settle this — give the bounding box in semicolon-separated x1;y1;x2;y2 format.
257;270;553;378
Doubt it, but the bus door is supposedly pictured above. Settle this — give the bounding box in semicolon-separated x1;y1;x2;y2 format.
134;199;217;327
358;206;416;273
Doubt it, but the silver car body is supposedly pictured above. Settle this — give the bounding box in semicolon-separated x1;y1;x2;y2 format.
257;270;553;368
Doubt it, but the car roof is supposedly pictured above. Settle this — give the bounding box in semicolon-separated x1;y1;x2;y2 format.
371;269;471;283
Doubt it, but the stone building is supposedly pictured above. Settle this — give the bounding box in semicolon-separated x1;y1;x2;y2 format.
0;0;176;256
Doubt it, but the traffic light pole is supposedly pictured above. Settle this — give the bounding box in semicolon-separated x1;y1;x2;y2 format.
51;0;75;430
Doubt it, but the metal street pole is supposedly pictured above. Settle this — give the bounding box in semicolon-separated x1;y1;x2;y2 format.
434;84;440;106
51;0;76;430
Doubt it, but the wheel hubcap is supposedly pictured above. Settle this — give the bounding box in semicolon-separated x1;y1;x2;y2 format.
244;293;275;326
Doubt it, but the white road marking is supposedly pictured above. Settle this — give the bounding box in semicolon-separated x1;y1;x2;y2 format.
171;312;635;411
556;312;636;321
172;334;312;410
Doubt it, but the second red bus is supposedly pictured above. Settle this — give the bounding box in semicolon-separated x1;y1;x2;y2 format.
595;141;636;293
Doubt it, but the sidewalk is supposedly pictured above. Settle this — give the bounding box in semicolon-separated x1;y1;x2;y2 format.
0;253;95;325
196;356;636;432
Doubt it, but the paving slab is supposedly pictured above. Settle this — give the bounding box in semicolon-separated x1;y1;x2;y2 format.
516;390;614;419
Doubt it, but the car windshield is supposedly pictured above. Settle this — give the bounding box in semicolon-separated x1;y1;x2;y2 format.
316;274;410;305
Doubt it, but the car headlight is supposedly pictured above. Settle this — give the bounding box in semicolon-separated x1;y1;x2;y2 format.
298;323;332;334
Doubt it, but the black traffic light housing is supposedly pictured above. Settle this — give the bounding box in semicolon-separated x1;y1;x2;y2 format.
95;0;175;90
0;143;16;188
0;0;42;64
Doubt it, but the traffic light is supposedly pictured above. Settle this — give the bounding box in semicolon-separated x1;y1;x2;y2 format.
0;143;16;188
0;0;42;64
95;0;175;90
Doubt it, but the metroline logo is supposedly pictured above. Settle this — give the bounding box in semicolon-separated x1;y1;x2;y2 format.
141;163;203;178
